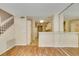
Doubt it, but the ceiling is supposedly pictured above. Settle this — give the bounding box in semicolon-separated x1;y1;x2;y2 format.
63;3;79;20
0;3;70;19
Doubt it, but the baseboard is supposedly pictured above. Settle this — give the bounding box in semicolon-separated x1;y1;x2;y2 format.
39;45;78;48
0;45;15;55
0;44;28;55
15;44;28;46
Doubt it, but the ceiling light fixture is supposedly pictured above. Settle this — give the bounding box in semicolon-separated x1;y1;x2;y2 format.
40;20;44;23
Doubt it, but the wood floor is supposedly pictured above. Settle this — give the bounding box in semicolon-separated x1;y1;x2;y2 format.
1;46;79;56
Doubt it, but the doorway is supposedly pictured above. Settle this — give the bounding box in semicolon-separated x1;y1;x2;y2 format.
27;16;53;46
30;20;52;46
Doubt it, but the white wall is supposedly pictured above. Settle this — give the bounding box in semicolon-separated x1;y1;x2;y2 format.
0;16;28;55
39;32;55;47
59;14;64;32
27;20;31;45
53;14;60;32
0;23;15;55
14;16;28;45
39;32;78;47
53;14;64;32
0;9;15;55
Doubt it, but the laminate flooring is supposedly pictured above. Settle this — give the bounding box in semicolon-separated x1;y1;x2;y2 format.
1;46;79;56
